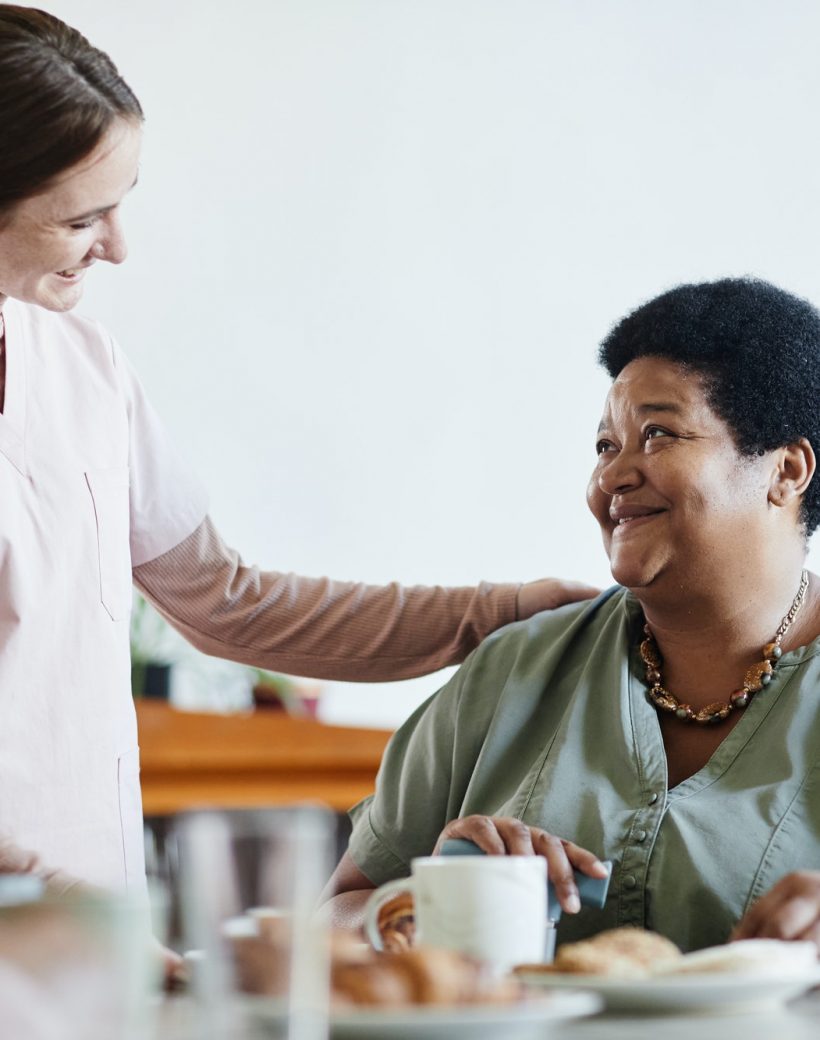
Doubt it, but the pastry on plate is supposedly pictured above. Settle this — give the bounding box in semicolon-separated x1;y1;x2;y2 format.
332;946;522;1008
655;939;818;976
376;891;416;952
516;926;681;978
516;927;818;980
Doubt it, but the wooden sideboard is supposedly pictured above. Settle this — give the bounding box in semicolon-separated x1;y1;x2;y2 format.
135;701;392;815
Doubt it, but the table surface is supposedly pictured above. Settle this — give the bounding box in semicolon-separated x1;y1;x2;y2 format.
156;987;820;1039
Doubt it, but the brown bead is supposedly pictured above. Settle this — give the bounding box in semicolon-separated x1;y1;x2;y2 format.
743;660;773;693
640;639;662;669
695;702;732;723
730;690;750;708
647;668;661;684
651;690;678;713
763;642;782;661
675;704;693;720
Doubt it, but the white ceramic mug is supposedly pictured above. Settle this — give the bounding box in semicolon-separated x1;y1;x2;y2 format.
363;855;547;971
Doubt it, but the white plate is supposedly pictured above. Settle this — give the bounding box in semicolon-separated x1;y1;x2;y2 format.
245;991;601;1038
517;967;820;1013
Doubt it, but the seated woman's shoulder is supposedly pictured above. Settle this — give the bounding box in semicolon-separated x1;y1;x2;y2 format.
492;584;625;643
468;585;627;670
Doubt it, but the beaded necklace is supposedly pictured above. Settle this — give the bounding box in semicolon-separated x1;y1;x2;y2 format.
640;570;809;724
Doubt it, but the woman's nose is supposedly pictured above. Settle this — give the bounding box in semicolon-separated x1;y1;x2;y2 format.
596;450;642;496
89;213;128;265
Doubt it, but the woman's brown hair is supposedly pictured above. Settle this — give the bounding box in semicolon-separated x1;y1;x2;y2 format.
0;5;143;214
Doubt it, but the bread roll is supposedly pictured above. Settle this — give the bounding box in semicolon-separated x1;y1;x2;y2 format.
516;926;681;978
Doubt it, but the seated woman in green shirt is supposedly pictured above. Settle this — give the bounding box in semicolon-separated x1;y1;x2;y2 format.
325;277;820;953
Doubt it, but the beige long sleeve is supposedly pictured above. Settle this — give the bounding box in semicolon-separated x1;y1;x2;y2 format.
133;516;519;682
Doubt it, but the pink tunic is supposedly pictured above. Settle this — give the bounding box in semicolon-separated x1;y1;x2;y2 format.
0;300;208;889
0;301;525;893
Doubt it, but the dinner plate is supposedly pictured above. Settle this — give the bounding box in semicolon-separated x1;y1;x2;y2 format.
517;967;820;1013
245;990;601;1038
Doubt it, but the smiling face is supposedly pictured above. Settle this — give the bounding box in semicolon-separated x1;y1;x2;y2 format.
0;118;141;313
586;356;775;592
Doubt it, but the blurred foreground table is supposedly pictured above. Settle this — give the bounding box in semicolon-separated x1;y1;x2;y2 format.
157;987;820;1040
135;701;391;814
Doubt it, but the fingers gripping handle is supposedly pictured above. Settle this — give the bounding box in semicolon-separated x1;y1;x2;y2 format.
439;837;612;921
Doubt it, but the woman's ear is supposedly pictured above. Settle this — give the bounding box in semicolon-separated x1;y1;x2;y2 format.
768;438;816;509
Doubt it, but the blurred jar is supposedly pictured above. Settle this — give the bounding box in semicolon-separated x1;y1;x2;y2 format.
176;806;334;1040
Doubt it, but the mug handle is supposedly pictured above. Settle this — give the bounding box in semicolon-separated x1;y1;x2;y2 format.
362;877;416;952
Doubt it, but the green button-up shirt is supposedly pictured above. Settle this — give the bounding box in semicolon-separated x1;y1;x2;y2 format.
348;587;820;952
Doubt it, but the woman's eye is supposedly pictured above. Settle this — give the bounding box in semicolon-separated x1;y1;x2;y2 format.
644;425;672;442
596;439;615;455
69;216;99;231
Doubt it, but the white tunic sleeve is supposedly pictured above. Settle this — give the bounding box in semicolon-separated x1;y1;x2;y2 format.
110;341;209;566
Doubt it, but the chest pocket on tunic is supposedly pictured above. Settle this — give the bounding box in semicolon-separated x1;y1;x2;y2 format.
85;467;132;621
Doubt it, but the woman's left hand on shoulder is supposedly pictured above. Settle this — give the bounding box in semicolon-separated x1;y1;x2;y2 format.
731;871;820;949
517;579;600;619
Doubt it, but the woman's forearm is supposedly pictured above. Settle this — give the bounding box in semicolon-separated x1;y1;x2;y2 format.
134;515;519;681
324;889;373;933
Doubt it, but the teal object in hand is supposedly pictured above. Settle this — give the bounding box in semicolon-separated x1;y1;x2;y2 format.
439;837;612;921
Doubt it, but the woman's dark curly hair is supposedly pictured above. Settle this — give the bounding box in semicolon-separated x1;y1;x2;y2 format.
599;278;820;537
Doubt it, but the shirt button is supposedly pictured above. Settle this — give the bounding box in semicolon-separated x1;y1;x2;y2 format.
623;875;637;889
635;830;647;843
648;793;659;805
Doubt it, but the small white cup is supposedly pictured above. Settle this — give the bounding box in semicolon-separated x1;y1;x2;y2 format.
364;856;547;972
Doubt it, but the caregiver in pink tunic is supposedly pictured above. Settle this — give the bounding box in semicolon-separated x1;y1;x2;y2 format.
0;6;594;893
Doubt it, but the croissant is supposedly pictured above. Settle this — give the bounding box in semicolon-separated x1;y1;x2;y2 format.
376;891;416;952
332;946;521;1007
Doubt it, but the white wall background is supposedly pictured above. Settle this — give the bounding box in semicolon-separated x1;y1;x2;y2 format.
44;0;820;727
